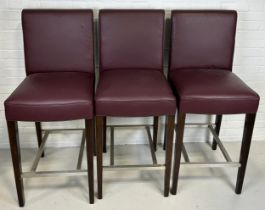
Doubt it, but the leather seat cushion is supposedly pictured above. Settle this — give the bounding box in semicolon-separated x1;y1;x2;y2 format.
169;69;259;114
5;72;94;121
95;69;176;117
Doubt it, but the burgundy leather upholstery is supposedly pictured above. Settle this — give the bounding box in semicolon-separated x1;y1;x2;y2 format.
169;11;259;114
99;10;164;71
5;72;94;121
169;69;259;114
96;69;176;116
5;10;94;121
96;10;176;117
170;11;237;71
22;10;94;75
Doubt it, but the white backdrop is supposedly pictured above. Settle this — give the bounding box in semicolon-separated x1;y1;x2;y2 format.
0;0;264;148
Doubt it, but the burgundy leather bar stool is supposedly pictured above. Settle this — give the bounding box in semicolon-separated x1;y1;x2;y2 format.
95;10;176;198
4;10;95;206
169;10;260;195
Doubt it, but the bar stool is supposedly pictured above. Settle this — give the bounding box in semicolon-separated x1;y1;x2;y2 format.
4;10;95;206
169;10;260;195
95;10;176;199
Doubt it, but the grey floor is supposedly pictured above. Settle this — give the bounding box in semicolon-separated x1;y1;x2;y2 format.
0;142;265;210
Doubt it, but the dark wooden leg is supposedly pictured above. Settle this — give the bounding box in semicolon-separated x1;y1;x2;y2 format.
103;117;107;153
93;118;97;156
164;115;175;197
235;113;256;194
212;115;222;150
85;119;94;204
7;121;25;207
153;116;159;151
163;117;167;150
35;122;44;157
96;116;103;199
171;113;186;195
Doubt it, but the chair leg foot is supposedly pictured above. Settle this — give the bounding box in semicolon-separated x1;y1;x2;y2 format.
35;122;44;157
211;141;217;150
7;121;25;207
211;115;222;150
96;116;104;199
235;113;256;194
171;113;186;195
85;119;94;204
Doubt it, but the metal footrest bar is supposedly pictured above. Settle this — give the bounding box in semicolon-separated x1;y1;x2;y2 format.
23;164;166;179
181;162;240;168
104;123;160;170
174;122;241;168
103;164;165;171
181;145;190;163
107;124;152;128
174;126;190;162
71;123;162;172
42;128;85;132
181;123;216;127
73;123;162;172
28;120;240;180
22;170;87;178
208;125;232;162
30;131;49;171
24;127;87;179
106;123;215;129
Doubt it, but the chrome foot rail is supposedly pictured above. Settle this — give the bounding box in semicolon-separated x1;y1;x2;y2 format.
22;119;240;179
102;124;163;170
22;128;87;178
179;123;240;168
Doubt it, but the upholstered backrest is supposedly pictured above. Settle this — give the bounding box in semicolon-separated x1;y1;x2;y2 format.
170;10;237;71
22;10;94;75
99;10;165;71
